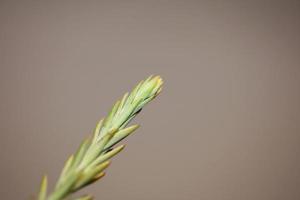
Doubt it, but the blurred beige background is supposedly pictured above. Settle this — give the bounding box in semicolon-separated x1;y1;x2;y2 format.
1;0;300;200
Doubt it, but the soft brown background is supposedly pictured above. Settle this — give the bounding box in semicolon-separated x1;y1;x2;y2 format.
1;0;300;200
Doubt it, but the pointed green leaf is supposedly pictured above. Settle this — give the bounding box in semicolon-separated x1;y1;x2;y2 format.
55;154;74;189
80;128;117;168
73;161;110;191
103;100;120;129
92;119;103;143
38;175;47;200
104;125;139;150
90;145;125;167
72;138;91;169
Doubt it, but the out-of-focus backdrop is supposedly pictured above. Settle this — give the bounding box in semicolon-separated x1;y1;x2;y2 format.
1;1;300;200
